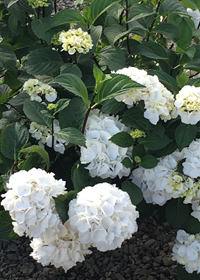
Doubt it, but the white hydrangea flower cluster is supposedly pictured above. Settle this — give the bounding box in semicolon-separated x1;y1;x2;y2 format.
1;168;66;238
59;28;93;55
30;220;92;272
80;109;131;179
68;183;139;252
23;79;57;102
187;8;200;29
174;85;200;125
172;229;200;274
113;67;176;125
182;139;200;178
29;119;67;154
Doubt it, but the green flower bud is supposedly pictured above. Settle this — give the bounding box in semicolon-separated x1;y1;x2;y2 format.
134;156;141;163
47;103;58;111
130;129;146;139
28;0;49;8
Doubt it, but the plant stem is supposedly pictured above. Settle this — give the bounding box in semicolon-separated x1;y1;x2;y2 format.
125;0;131;55
10;163;17;176
37;7;40;19
42;6;45;17
74;51;78;64
146;0;161;42
51;118;54;149
82;94;96;134
64;51;69;63
54;0;57;14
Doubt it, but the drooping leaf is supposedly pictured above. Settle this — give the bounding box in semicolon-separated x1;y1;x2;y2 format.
109;132;134;147
23;100;52;127
98;46;126;71
101;99;126;114
0;211;19;240
165;198;190;228
128;3;155;23
175;123;197;151
1;122;29;160
0;45;17;71
50;9;86;29
131;41;168;60
121;180;143;205
23;48;64;75
54;127;86;147
182;215;200;234
159;0;187;15
153;23;179;42
60;64;82;78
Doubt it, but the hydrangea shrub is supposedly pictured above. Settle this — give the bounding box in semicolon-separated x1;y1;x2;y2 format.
0;0;200;278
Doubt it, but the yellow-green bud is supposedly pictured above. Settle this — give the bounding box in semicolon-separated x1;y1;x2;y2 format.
28;0;49;8
47;103;58;111
134;156;141;163
130;129;146;139
51;31;63;46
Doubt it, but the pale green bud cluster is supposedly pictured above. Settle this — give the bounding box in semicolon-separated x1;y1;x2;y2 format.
51;31;64;46
47;103;58;111
134;156;141;163
59;28;93;55
28;0;49;8
130;129;146;139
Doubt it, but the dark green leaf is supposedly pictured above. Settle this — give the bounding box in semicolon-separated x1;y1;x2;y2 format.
72;162;90;192
98;46;126;71
121;157;134;169
0;45;17;71
182;215;200;234
101;99;126;114
51;74;89;104
95;74;144;104
128;3;155;23
151;140;178;158
138;132;172;150
54;99;70;114
175;123;197;151
132;144;147;158
109;132;134;147
165;198;190;227
187;78;200;87
23;100;52;127
59;97;87;130
1;122;29;160
31;18;54;44
0;211;19;240
177;72;189;87
178;264;199;280
50;9;85;29
121;180;143;205
54;191;78;224
159;0;187;15
60;64;82;78
139;155;159;169
20;145;50;171
8;92;29;106
23;48;64;76
131;41;168;60
153;23;179;42
54;127;86;147
176;17;193;51
187;0;200;9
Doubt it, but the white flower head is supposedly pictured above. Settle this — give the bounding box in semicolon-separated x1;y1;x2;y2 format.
1;168;67;238
187;8;200;29
68;183;139;252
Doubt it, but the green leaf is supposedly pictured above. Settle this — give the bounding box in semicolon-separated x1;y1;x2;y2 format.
1;122;29;160
131;41;168;60
159;0;187;15
177;72;189;87
51;74;89;105
121;180;143;205
95;74;144;104
187;78;200;87
20;145;50;171
60;64;82;78
7;0;19;8
148;70;179;92
50;9;85;29
31;18;54;44
59;97;87;130
132;144;147;158
175;123;197;151
121;157;134;169
54;127;86;147
178;264;199;280
109;132;134;147
0;211;19;240
98;46;126;71
8;92;29;106
128;3;155;23
72;162;90;192
93;64;106;83
151;140;178;158
23;48;64;76
54;191;78;224
87;0;119;26
139;155;159;169
182;215;200;234
23;100;52;127
187;0;200;9
138;132;172;150
54;99;70;115
165;198;190;228
101;99;126;114
0;45;17;71
176;17;193;51
153;23;179;42
4;70;23;90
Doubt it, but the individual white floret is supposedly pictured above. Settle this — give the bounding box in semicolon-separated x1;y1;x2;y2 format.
30;220;91;272
39;84;57;102
187;8;200;29
172;229;200;274
80;110;131;179
113;67;176;125
1;168;66;238
59;28;93;55
174;85;200;125
68;183;139;252
182;139;200;178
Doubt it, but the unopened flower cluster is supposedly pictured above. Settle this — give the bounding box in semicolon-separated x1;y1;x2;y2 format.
174;85;200;125
80;109;131;179
29;119;67;154
187;8;200;29
28;0;49;8
59;28;93;55
23;79;57;102
172;229;200;273
68;183;139;252
113;67;176;125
